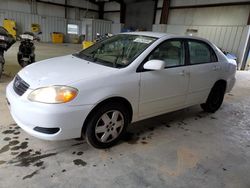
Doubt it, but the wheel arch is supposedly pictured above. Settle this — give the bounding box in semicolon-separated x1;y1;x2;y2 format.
214;79;227;92
81;96;133;136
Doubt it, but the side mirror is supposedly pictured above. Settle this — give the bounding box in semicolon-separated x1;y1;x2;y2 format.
143;60;165;71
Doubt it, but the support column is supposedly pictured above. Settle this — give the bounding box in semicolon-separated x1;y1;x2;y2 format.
153;0;158;24
120;1;126;24
248;9;250;25
160;0;170;24
99;2;104;19
31;0;37;14
65;0;68;19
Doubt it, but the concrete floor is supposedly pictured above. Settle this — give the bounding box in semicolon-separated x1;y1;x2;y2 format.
0;43;250;188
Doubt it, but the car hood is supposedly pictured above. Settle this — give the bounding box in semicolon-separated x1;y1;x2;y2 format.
18;55;117;89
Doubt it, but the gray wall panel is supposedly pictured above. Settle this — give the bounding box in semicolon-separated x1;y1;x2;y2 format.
125;1;155;31
153;24;250;69
0;9;71;42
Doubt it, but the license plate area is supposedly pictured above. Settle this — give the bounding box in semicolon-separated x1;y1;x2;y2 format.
0;35;5;40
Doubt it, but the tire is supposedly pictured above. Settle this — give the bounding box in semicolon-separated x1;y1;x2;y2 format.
201;83;226;113
0;62;2;79
20;60;29;68
0;56;4;80
85;102;129;149
18;53;30;67
31;55;35;63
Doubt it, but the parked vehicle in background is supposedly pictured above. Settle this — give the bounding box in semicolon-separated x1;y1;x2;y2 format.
17;31;42;67
6;32;237;149
0;26;15;79
219;48;238;67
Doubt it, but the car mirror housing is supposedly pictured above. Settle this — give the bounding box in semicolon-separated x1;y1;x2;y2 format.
143;60;165;71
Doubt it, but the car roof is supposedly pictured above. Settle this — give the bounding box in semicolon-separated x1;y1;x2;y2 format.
121;31;210;43
122;31;172;38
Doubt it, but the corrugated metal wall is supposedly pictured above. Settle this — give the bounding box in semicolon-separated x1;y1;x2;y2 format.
0;9;111;43
152;24;250;69
92;19;111;40
153;25;245;55
82;18;112;41
0;9;67;42
153;4;250;69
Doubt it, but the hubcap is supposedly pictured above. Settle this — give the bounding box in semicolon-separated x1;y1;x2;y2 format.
95;110;124;143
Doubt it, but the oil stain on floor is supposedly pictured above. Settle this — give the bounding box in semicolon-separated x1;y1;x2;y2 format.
73;159;87;166
0;124;58;180
1;121;165;180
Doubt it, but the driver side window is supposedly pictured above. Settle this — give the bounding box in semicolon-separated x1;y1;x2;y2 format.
148;40;185;68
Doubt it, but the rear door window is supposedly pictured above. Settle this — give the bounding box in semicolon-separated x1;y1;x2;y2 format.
188;40;217;64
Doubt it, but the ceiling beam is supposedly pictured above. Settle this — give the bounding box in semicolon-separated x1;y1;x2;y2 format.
99;2;105;19
88;0;101;5
120;0;126;23
153;0;158;24
113;0;123;4
169;1;250;9
36;0;99;12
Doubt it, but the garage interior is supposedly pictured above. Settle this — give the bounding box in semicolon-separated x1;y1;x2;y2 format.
0;0;250;187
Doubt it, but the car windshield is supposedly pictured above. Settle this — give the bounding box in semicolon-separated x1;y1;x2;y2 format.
74;34;157;68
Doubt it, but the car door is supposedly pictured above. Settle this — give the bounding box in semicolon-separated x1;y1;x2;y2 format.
138;39;190;118
185;39;220;106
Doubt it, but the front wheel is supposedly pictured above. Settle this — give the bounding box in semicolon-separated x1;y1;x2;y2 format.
20;60;29;67
0;56;4;79
85;102;129;149
201;83;226;113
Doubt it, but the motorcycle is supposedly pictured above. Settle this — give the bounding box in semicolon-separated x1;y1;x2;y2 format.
17;31;41;67
95;33;113;43
0;26;16;79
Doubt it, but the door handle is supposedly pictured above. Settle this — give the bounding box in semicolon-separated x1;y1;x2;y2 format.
213;65;221;71
178;70;185;76
178;70;189;76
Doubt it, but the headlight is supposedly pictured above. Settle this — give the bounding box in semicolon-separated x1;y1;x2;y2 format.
28;86;78;104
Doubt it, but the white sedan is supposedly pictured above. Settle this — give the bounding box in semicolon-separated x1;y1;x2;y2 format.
6;32;236;148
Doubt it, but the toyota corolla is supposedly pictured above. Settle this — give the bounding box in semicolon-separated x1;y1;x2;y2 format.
6;32;236;148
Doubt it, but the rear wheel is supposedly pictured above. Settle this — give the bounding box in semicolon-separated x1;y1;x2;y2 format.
85;102;129;149
201;83;226;113
0;62;2;79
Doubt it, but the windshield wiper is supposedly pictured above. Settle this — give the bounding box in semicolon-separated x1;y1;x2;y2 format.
76;53;97;62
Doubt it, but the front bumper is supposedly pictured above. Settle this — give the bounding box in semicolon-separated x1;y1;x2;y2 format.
226;76;236;93
6;81;92;140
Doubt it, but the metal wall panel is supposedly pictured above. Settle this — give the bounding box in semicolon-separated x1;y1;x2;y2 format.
82;19;112;41
232;27;244;54
152;24;249;69
0;9;69;42
92;19;111;40
155;5;250;25
171;0;250;7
